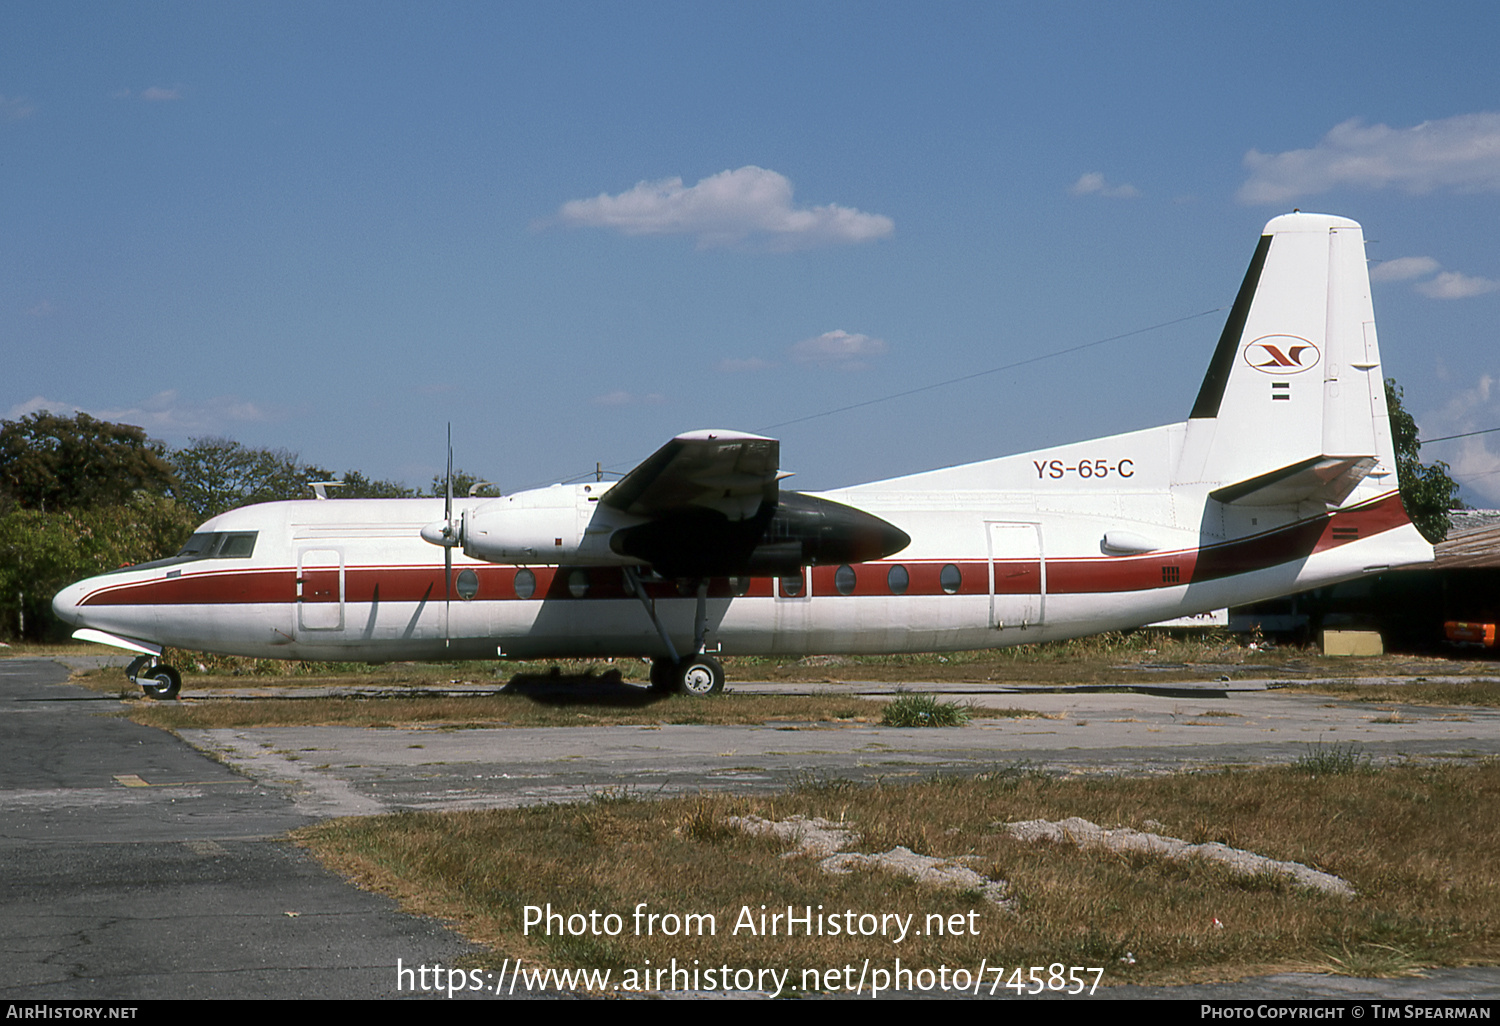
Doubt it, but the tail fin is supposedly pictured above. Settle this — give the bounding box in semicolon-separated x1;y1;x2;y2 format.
1175;212;1398;510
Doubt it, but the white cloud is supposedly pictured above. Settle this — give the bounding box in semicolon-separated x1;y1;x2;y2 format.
789;329;887;370
718;357;777;373
1370;256;1442;282
111;86;184;102
1;95;36;121
589;390;665;406
6;391;271;434
1368;255;1497;300
1069;172;1140;198
1416;271;1500;300
556;166;894;250
1424;375;1500;506
1239;112;1500;204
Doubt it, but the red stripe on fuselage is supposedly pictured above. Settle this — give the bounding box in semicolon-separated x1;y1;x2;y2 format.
77;493;1410;607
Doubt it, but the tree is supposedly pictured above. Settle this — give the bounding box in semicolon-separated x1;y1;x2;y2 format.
429;471;500;499
168;437;334;520
0;493;196;639
1386;378;1463;543
330;469;417;499
0;411;177;512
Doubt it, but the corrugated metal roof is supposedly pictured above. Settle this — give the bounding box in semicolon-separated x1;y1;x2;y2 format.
1398;510;1500;571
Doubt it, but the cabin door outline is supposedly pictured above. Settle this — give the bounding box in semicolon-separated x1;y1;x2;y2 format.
986;521;1045;630
297;546;345;631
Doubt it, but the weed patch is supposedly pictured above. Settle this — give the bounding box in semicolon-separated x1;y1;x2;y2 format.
881;694;971;727
1292;742;1373;776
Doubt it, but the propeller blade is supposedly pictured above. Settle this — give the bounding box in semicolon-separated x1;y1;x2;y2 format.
444;424;453;647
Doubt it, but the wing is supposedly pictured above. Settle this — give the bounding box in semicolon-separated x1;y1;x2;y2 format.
602;430;908;578
602;430;780;522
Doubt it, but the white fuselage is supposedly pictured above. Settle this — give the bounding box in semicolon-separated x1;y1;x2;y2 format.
51;421;1427;663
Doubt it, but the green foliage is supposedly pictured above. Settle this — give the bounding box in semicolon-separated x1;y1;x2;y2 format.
880;693;972;727
429;470;500;499
1291;741;1373;776
0;411;177;512
1385;379;1463;543
333;469;417;499
0;494;196;638
0;418;427;639
168;436;335;519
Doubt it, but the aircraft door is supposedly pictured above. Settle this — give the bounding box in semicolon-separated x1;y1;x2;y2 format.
986;522;1045;631
298;547;345;632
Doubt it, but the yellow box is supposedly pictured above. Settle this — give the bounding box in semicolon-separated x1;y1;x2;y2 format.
1322;630;1383;656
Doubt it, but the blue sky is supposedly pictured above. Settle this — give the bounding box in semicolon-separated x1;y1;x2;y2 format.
6;2;1500;504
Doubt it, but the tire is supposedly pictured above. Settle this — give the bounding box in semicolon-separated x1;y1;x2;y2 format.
676;655;724;697
648;658;678;693
141;665;182;700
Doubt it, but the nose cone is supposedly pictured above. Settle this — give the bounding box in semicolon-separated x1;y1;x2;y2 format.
52;577;92;628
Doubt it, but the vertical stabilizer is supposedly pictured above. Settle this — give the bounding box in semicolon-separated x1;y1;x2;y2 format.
1175;213;1398;508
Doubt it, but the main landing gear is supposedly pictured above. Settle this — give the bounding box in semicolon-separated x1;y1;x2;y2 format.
125;654;182;700
649;654;726;696
626;567;726;697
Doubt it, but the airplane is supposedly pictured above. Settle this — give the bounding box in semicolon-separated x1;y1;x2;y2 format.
53;212;1434;700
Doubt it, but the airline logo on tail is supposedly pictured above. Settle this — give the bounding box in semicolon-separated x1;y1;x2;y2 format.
1243;335;1320;374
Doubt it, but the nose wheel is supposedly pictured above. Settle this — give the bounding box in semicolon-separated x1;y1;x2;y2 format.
126;656;183;700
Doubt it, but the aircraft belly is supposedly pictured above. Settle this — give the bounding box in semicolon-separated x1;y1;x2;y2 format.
112;602;294;658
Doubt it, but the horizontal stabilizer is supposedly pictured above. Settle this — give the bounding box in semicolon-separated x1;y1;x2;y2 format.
1210;455;1377;508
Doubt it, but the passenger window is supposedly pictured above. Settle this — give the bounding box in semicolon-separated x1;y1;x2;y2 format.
514;568;536;600
728;576;751;596
887;564;909;595
456;568;479;600
780;573;805;597
568;569;589;598
941;564;962;594
834;565;856;596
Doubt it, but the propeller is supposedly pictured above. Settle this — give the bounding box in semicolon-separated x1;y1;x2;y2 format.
419;426;460;646
443;425;453;645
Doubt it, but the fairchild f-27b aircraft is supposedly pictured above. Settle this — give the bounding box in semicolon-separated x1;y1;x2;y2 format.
54;212;1434;699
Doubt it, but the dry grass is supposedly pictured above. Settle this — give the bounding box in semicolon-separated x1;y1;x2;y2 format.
296;760;1500;988
119;690;917;730
1294;679;1500;708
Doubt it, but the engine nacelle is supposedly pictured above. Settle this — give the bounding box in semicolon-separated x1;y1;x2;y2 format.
426;483;909;576
446;484;630;565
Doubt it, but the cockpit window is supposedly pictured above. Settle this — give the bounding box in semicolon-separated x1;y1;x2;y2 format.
174;532;258;560
176;533;218;558
104;531;260;574
216;533;257;558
